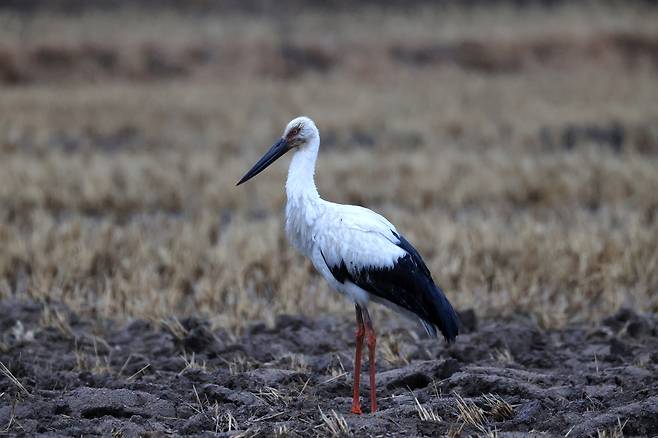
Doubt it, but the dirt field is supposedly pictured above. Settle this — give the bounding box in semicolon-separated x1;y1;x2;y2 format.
1;1;657;436
1;299;658;436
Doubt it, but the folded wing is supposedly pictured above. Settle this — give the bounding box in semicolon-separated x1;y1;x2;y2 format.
317;205;459;342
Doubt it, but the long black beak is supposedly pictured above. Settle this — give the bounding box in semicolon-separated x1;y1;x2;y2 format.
236;138;290;186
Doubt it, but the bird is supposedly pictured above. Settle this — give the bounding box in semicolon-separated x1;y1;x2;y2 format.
236;116;459;414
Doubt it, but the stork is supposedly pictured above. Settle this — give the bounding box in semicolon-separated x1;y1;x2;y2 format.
237;117;459;414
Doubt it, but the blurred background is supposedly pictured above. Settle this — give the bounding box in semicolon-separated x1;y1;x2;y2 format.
0;0;657;331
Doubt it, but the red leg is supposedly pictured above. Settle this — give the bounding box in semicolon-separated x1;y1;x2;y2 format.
362;307;377;413
351;304;365;415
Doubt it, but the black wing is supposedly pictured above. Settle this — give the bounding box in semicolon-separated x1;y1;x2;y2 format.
321;231;459;342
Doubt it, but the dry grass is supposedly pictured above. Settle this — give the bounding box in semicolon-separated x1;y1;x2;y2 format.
0;362;30;396
453;392;516;434
380;333;410;366
73;338;112;374
411;391;443;423
188;384;241;434
455;392;489;433
221;354;256;376
318;408;351;437
0;4;656;333
596;418;628;438
482;394;515;422
179;352;209;375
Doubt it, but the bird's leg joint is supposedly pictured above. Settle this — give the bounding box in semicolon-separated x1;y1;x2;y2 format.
360;306;375;346
365;327;376;348
355;304;366;339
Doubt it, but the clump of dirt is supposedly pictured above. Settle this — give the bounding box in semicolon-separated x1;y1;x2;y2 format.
0;299;657;436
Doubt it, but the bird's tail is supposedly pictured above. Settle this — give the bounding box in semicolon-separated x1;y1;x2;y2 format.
421;284;460;343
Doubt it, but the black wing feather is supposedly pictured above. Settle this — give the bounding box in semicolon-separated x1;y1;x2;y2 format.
322;231;459;342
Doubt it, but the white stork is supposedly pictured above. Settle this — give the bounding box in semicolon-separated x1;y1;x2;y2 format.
237;116;459;414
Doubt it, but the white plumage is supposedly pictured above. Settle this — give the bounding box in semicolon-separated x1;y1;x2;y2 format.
282;118;405;302
237;116;459;414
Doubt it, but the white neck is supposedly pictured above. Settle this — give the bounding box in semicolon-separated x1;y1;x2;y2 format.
285;136;320;202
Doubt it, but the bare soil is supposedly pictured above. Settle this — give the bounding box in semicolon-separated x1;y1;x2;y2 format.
1;299;657;437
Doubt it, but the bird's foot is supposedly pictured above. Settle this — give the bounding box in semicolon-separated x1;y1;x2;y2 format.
350;404;363;415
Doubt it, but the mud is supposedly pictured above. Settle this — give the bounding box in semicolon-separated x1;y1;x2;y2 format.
0;299;657;437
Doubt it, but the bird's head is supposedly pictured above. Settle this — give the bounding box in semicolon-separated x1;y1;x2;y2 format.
236;116;318;186
283;116;318;149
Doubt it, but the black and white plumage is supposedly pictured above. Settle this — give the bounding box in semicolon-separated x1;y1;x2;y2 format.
321;230;459;341
237;116;459;414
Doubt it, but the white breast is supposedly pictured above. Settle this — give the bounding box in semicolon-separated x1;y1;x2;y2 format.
286;198;409;305
285;194;323;258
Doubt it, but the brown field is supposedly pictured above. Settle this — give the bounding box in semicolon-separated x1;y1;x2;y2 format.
1;3;658;436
